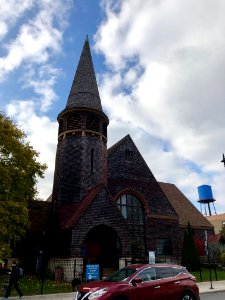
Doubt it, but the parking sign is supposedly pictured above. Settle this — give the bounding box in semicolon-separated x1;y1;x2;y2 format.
86;264;100;280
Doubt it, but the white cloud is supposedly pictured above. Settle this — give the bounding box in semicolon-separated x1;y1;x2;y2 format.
0;0;72;81
22;64;61;111
96;0;225;212
0;0;34;40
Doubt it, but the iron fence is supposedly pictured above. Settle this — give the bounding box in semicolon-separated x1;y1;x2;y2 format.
1;259;225;296
191;262;225;282
0;259;83;297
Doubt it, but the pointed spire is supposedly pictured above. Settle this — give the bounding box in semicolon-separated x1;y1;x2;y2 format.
66;36;103;112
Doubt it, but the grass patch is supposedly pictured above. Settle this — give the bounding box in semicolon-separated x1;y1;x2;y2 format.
0;275;73;296
191;267;225;282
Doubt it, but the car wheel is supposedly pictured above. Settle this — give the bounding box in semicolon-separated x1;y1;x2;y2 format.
180;291;196;300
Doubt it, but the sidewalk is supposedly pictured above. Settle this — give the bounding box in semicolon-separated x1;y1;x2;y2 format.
197;280;225;294
7;293;74;300
6;281;225;299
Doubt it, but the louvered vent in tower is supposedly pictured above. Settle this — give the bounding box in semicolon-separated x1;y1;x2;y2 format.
103;122;107;138
58;119;64;135
67;113;82;130
86;114;100;132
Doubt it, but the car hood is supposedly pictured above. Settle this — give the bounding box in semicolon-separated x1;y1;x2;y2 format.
79;280;126;293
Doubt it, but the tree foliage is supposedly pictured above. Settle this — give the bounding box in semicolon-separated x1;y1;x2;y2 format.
181;222;200;271
0;113;47;258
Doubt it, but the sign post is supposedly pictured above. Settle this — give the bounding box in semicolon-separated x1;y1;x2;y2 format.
148;251;155;264
86;264;100;281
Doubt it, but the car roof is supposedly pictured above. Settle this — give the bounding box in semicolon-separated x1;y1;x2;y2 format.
125;264;184;269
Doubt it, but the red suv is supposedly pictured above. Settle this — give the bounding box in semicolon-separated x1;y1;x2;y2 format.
75;264;200;300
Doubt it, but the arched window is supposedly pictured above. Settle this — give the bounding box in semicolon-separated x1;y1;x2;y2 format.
67;113;82;130
86;114;100;132
117;194;145;248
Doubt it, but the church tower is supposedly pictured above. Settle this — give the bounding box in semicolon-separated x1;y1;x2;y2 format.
52;37;109;205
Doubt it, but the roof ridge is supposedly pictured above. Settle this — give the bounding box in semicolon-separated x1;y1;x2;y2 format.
107;134;131;157
63;184;105;228
159;182;213;228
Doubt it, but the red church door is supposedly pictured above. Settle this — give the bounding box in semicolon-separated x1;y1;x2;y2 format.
84;225;121;276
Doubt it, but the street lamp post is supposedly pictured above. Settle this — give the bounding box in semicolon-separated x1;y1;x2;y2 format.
205;230;213;289
221;153;225;167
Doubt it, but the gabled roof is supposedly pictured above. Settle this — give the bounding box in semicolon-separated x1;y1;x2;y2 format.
66;36;103;112
56;184;104;229
107;134;131;157
107;135;179;216
159;182;213;229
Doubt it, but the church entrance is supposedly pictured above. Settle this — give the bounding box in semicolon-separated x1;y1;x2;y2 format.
83;225;120;277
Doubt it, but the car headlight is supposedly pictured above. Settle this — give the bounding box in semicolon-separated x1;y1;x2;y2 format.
88;288;108;299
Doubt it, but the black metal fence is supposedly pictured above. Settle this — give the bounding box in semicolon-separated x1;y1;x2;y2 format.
1;259;225;296
191;262;225;282
0;259;84;297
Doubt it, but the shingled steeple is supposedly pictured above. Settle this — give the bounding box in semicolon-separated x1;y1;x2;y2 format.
66;36;103;112
52;36;108;206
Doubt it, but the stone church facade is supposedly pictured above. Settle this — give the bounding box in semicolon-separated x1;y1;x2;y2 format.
22;37;214;275
51;37;181;271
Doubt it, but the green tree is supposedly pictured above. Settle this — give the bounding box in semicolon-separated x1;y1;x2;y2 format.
0;113;47;258
181;222;200;271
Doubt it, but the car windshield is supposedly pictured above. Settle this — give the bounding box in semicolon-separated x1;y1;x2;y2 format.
103;267;138;282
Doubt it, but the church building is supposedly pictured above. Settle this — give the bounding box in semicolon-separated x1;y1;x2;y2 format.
45;37;214;275
21;37;213;277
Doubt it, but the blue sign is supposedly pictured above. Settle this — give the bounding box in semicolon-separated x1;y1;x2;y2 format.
86;264;100;280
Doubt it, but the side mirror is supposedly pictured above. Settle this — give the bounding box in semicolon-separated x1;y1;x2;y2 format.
131;276;143;285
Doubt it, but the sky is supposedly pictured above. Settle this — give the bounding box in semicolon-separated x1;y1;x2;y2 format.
1;0;225;214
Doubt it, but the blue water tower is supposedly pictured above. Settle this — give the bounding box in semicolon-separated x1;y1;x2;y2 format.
197;185;216;216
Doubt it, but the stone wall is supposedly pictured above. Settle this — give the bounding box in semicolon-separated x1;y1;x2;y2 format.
52;135;107;205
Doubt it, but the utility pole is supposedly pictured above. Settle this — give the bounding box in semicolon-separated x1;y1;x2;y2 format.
205;231;213;290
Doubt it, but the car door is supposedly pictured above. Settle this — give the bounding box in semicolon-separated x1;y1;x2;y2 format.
131;267;163;300
154;266;185;299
